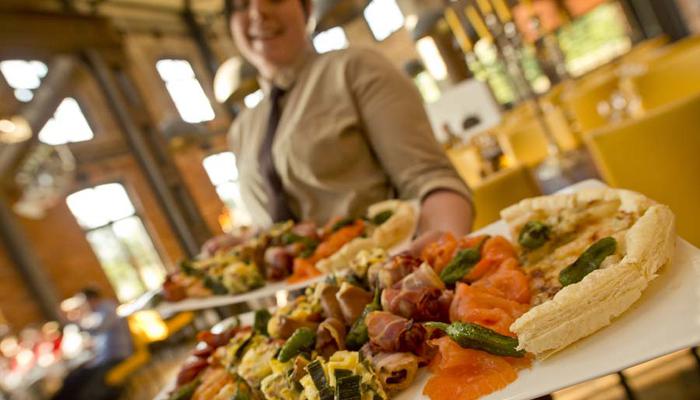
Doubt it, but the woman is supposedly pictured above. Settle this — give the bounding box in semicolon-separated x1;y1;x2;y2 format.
207;0;474;254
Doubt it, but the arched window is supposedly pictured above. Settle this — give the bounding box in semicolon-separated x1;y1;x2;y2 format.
66;183;166;302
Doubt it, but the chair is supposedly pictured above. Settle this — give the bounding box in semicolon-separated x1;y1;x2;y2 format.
628;44;700;111
471;165;542;229
560;71;622;133
105;311;194;387
584;92;700;247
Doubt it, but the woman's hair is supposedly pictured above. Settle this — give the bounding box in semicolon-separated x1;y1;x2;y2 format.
224;0;311;21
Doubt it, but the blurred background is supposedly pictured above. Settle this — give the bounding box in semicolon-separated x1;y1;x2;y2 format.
0;0;698;399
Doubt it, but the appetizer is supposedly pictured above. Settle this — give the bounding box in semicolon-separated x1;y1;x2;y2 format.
168;232;534;400
503;188;676;357
161;199;416;301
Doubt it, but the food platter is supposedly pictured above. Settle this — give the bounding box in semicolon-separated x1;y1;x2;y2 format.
396;236;700;399
156;180;700;399
155;201;420;317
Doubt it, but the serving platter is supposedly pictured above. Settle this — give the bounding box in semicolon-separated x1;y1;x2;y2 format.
156;180;700;399
394;181;700;399
155;201;420;317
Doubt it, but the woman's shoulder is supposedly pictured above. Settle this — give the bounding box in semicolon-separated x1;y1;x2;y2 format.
316;47;389;69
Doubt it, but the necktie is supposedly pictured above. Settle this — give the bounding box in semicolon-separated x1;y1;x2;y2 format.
258;86;295;223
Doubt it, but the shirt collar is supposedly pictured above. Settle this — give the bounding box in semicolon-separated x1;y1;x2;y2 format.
258;45;317;93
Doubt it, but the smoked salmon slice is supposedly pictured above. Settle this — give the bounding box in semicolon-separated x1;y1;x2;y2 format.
472;257;531;305
449;283;529;337
423;336;530;400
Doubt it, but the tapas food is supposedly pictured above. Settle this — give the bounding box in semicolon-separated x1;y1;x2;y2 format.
502;188;675;357
161;200;416;301
165;189;677;400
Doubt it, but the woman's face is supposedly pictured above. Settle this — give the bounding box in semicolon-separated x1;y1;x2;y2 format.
230;0;309;78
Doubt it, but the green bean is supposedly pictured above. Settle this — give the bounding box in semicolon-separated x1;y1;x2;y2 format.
169;379;200;400
277;327;316;362
425;321;525;357
370;210;394;226
253;309;271;336
439;237;488;285
559;237;617;286
518;221;551;250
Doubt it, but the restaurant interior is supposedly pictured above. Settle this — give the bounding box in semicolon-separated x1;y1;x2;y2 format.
0;0;699;399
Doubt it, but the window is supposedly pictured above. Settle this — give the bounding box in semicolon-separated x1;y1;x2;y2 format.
66;183;166;302
312;27;349;54
0;59;48;102
38;98;94;145
244;89;264;108
202;152;252;229
364;0;405;41
155;59;216;123
416;37;448;81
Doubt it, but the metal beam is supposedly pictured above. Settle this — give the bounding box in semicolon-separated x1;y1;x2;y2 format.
0;193;63;323
83;49;201;257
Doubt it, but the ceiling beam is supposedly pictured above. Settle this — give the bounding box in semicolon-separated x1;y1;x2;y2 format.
0;10;122;59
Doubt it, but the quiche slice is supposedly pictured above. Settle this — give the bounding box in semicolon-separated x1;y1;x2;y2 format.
501;188;676;358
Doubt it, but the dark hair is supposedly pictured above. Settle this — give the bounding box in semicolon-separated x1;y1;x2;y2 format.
224;0;311;21
81;287;101;300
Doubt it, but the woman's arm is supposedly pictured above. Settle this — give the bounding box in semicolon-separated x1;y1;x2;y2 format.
409;190;474;255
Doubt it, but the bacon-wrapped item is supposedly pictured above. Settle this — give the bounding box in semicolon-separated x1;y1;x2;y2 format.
381;263;449;322
336;282;373;324
315;317;347;359
313;282;344;321
264;246;293;281
368;253;422;290
366;311;426;354
366;352;419;393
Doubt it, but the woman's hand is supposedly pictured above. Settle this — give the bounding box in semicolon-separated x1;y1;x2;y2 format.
408;190;474;255
201;227;256;256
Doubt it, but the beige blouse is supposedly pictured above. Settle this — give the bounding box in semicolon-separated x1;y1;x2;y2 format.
229;47;471;227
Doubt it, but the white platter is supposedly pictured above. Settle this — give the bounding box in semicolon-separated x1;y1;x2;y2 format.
395;182;700;399
157;180;700;399
155;200;420;317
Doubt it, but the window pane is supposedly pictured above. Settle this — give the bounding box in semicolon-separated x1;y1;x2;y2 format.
416;37;448;81
203;152;239;185
313;27;349;54
37;98;94;145
155;59;196;81
244;89;264;108
156;59;216;124
66;188;110;229
94;183;136;222
112;217;166;291
364;0;405;41
86;228;146;302
215;181;243;209
165;79;216;123
0;60;42;90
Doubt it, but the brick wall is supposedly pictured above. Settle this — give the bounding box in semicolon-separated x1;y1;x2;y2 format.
0;241;43;331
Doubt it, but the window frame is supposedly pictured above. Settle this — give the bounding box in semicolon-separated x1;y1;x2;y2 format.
67;180;168;302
